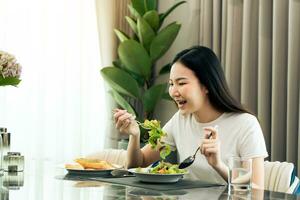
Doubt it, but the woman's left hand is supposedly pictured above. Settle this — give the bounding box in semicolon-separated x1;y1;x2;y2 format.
200;126;222;168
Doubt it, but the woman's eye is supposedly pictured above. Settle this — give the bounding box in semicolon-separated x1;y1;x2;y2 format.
178;82;186;86
168;83;174;86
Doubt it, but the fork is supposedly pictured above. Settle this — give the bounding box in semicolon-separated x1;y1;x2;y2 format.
112;109;165;151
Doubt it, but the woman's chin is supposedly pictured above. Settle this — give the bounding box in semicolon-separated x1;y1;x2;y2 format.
179;108;189;115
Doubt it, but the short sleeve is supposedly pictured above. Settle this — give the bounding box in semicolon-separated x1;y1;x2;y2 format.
239;116;269;160
161;117;176;151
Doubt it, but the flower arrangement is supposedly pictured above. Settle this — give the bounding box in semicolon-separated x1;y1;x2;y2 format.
0;50;22;87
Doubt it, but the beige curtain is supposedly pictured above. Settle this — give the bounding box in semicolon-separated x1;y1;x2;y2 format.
159;0;300;174
95;0;131;148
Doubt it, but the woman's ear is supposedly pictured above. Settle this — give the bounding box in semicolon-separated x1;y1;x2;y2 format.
202;85;209;94
199;83;209;94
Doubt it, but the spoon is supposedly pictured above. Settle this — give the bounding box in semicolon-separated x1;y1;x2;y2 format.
178;132;213;169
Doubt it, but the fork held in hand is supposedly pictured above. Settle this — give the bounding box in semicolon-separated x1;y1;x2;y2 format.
112;109;165;151
112;109;150;129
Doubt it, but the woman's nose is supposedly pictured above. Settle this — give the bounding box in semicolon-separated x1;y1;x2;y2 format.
169;86;180;97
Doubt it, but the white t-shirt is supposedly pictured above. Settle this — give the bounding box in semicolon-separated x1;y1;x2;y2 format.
162;111;268;184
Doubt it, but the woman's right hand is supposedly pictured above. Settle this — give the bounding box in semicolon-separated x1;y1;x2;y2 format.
113;109;140;136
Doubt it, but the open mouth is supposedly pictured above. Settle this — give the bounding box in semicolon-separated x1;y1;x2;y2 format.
176;100;187;107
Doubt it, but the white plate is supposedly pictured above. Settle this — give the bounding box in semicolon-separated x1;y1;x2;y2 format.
66;168;115;176
65;164;122;177
128;168;187;183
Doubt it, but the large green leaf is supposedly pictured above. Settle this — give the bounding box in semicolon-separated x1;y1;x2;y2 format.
126;70;145;87
108;90;136;115
159;1;186;28
118;40;152;79
144;0;157;11
137;17;155;51
162;92;173;101
159;63;172;75
130;0;145;16
101;67;140;99
143;10;159;31
125;16;138;34
150;22;181;61
143;83;167;113
114;29;129;42
112;59;124;69
113;59;145;86
0;76;21;86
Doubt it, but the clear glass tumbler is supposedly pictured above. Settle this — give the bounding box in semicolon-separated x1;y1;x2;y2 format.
228;157;252;193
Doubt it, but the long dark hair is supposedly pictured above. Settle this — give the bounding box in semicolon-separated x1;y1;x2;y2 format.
172;46;249;114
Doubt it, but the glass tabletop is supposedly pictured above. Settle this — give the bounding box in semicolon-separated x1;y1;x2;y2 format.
1;164;298;200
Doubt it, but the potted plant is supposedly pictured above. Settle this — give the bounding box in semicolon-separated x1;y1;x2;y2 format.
100;0;186;145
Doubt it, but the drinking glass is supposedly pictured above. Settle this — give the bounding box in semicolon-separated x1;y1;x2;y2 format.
228;157;252;193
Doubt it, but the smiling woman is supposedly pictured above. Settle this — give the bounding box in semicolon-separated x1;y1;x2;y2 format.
0;0;108;168
114;46;268;190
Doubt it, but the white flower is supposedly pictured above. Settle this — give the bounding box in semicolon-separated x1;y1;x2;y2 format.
0;50;22;79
